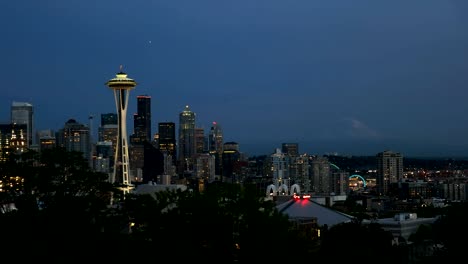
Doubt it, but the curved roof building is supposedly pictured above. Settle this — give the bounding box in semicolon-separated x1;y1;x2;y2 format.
277;196;355;228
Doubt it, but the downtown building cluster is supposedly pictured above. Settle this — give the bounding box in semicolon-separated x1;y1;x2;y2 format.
1;70;467;203
0;100;229;189
0;99;353;196
0;70;238;192
4;98;464;203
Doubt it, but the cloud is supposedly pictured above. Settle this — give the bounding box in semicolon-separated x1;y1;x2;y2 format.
345;118;380;139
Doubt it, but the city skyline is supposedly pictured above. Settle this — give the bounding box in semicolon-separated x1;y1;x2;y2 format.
2;1;468;157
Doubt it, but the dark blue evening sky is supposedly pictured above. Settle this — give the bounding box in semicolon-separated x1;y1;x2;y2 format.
2;0;468;157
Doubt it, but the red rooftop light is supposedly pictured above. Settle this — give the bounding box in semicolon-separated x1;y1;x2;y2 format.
293;193;311;200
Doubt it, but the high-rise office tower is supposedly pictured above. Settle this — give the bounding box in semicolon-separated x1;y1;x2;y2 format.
36;129;56;152
131;95;151;144
11;101;33;148
195;153;216;188
330;164;349;196
57;119;91;162
178;105;196;174
158;122;176;165
194;127;205;154
129;95;151;180
129;142;145;183
222;142;246;183
270;148;290;191
376;150;403;195
97;113;118;173
98;113;118;149
0;123;27;158
208;121;223;175
311;156;331;195
208;121;223;154
105;67;137;192
95;141;113;174
101;113;118;126
282;143;299;157
289;154;311;193
142;141;164;184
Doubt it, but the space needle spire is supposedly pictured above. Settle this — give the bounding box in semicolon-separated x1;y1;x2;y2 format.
105;66;137;195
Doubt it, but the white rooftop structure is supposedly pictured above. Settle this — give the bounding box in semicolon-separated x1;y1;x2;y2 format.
276;196;355;228
362;213;438;242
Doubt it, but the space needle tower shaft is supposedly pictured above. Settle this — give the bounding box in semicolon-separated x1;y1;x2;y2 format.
105;66;137;193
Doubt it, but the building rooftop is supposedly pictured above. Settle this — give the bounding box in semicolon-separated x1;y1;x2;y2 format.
276;196;355;228
362;213;439;241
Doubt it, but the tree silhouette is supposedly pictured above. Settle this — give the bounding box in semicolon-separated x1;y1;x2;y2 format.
3;148;462;263
119;182;319;261
0;148;115;261
318;220;397;264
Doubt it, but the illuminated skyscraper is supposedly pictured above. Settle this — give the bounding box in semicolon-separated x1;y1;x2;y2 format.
57;119;91;162
208;121;223;175
281;143;299;157
97;113;118;175
11;101;33;147
0;123;27;158
101;113;118;126
105;67;137;193
158;122;176;165
208;121;223;155
376;150;403;195
36;129;56;152
194;127;205;154
270;148;290;190
222;142;241;183
311;156;330;195
98;113;118;155
129;95;151;181
178;105;196;174
131;95;152;144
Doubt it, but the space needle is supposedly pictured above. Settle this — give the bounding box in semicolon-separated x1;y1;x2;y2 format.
106;66;136;195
